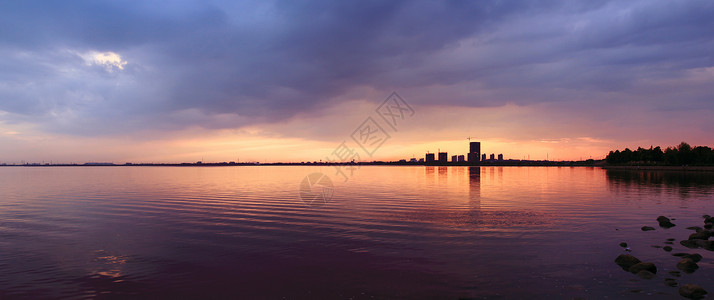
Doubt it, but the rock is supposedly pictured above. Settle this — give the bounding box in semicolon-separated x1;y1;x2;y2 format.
615;254;641;271
705;223;713;230
664;241;674;245
636;270;656;279
681;240;699;249
629;262;657;274
667;238;676;241
704;214;712;219
694;239;714;251
677;258;699;274
673;253;703;262
686;226;703;231
668;270;682;277
679;284;707;299
688;231;712;240
657;216;671;223
642;226;656;231
657;216;676;227
664;278;678;287
619;242;628;247
663;246;673;252
705;216;714;224
685;253;703;262
652;245;663;248
659;220;676;228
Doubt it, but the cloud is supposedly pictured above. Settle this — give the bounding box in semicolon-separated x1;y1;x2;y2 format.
79;51;127;71
0;0;712;149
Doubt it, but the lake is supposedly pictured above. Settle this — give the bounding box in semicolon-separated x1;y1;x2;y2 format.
1;166;713;299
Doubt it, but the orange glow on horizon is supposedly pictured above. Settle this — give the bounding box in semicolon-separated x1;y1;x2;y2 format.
0;101;709;164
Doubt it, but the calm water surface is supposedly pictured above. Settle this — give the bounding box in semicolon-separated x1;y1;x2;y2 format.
1;166;713;299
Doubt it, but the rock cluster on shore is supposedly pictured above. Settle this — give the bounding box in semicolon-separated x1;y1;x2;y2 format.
616;215;712;299
615;254;658;278
679;216;714;251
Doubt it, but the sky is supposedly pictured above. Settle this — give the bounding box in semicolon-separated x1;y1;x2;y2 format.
1;0;713;163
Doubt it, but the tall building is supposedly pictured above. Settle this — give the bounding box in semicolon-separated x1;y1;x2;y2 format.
469;142;481;162
438;152;448;163
498;154;503;161
482;153;487;161
451;155;457;162
457;155;465;162
468;153;478;162
490;153;495;160
425;153;435;163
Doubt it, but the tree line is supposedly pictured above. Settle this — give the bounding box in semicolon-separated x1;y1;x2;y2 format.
606;142;714;165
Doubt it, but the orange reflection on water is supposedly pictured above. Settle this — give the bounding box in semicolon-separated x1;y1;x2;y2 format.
90;250;128;280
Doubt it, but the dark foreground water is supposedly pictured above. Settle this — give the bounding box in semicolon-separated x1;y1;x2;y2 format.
1;166;713;299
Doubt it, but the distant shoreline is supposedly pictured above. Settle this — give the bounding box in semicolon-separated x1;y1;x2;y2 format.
4;163;714;172
1;160;601;167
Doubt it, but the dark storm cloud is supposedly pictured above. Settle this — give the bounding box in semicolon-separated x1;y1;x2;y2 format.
0;0;712;136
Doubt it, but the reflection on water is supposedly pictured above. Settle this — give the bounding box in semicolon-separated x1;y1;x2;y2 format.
469;166;480;209
607;169;714;188
0;166;712;299
607;169;714;198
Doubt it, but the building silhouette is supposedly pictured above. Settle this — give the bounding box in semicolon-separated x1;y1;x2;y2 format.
490;153;495;160
468;142;481;162
438;152;448;163
498;154;503;161
425;153;435;163
457;155;465;162
482;153;486;161
451;155;458;162
467;153;478;162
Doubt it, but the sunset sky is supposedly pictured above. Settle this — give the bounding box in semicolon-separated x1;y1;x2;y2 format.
1;1;713;163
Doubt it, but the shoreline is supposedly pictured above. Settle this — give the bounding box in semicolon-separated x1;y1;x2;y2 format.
0;161;601;167
4;163;713;171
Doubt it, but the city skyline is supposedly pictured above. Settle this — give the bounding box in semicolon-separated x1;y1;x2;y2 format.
1;1;713;163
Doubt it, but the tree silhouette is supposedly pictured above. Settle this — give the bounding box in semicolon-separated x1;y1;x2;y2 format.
606;142;712;166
